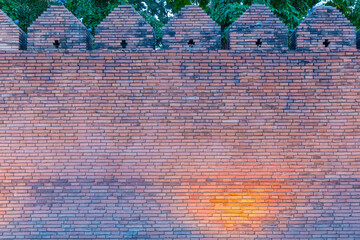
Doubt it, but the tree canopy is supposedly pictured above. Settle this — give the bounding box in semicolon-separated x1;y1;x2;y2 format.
1;0;359;48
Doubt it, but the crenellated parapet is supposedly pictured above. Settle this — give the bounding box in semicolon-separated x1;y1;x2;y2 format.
229;4;288;51
95;5;154;50
290;6;356;51
27;5;93;51
162;5;221;50
0;9;27;50
1;4;360;52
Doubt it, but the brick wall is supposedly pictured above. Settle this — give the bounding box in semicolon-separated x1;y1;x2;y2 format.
1;4;360;240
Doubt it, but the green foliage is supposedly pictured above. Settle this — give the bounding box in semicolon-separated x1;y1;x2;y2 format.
65;0;128;30
209;0;317;30
267;0;310;30
209;0;248;29
167;0;192;13
325;0;360;29
209;0;359;32
130;0;170;44
0;0;49;31
66;0;171;45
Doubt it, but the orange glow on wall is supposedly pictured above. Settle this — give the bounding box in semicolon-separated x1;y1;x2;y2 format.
183;178;295;233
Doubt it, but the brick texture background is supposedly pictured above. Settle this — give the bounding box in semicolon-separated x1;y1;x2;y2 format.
1;4;360;240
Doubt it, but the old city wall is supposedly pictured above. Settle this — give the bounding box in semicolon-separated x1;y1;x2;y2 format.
1;4;360;239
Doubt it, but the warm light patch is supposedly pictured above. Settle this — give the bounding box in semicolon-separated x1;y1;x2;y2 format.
210;190;271;230
183;179;294;233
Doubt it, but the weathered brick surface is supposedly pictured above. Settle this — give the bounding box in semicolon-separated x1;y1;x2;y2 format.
162;5;221;50
95;5;154;50
230;4;288;51
0;10;26;50
27;5;93;51
290;6;356;51
1;4;360;240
